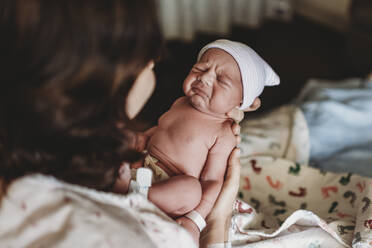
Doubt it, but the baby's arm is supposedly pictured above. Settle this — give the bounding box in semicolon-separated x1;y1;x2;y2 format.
193;125;237;219
133;126;157;152
128;126;158;170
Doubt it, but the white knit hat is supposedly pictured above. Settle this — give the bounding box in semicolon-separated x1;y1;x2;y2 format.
197;39;280;110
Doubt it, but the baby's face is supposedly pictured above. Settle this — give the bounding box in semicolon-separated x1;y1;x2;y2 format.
183;48;242;117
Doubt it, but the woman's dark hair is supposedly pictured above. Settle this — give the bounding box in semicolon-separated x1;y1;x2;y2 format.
0;0;162;191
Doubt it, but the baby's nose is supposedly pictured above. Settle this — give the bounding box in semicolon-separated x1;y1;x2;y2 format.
199;73;213;87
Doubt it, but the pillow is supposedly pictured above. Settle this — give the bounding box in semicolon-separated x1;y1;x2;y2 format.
239;105;310;165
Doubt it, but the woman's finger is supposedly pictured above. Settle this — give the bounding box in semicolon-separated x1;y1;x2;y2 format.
208;148;241;221
224;148;241;187
218;148;241;201
231;123;240;136
227;108;244;123
236;135;241;144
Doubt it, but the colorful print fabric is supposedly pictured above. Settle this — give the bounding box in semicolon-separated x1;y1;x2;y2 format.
239;105;310;165
233;105;372;247
231;156;372;247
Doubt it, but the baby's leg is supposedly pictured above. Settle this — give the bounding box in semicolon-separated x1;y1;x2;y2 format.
149;175;202;218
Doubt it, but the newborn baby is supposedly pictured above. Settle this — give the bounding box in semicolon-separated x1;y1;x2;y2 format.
122;39;279;237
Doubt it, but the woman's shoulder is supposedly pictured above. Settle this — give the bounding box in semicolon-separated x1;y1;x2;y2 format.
0;174;196;248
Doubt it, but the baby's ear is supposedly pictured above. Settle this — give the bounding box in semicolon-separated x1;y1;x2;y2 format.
244;98;261;112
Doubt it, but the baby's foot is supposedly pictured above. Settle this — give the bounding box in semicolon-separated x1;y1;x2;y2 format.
112;163;131;194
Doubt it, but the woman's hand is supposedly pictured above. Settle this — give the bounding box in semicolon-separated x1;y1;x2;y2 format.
210;106;242;220
226;97;261;124
227;107;245;123
206;147;241;223
200;148;241;247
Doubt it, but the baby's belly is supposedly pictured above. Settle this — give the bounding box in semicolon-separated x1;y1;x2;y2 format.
147;132;209;178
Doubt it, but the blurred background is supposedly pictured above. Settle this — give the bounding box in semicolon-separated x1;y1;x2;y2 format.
137;0;372;125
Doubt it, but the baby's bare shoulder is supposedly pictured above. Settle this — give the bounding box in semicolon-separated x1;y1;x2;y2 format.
160;97;188;119
171;96;188;108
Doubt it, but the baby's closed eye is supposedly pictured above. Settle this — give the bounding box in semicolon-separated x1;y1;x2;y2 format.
192;66;205;72
217;76;231;87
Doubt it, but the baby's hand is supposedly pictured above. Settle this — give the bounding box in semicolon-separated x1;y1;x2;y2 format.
116;122;149;152
176;216;200;245
133;132;149;152
112;163;131;194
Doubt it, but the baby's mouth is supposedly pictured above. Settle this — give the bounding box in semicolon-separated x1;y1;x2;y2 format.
191;86;209;100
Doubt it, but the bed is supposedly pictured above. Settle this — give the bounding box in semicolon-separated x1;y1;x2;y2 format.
232;76;372;247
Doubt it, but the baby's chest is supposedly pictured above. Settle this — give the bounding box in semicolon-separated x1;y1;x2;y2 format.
160;115;218;147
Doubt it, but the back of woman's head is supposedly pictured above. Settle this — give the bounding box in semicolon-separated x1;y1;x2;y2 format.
0;0;162;190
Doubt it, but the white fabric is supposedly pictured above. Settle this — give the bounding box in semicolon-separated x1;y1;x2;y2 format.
197;39;280;110
232;156;372;247
207;242;232;248
129;168;153;198
0;174;196;248
185;210;207;231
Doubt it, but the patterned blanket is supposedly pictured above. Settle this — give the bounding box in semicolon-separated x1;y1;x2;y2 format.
232;106;372;247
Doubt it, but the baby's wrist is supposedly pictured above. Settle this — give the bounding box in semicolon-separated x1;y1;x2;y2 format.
188;218;201;233
185;210;206;232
